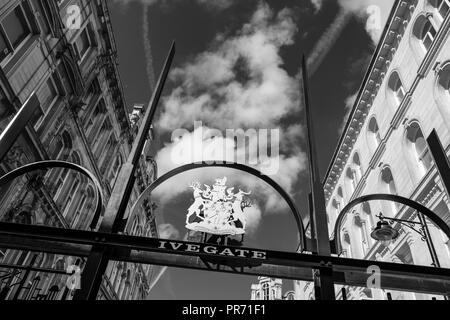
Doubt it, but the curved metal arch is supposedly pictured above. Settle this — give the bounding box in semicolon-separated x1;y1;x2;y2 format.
332;194;450;254
129;162;307;251
0;161;104;230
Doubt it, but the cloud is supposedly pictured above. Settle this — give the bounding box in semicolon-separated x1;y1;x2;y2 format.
307;0;395;74
143;5;156;92
310;0;323;13
145;3;306;233
339;93;357;134
152;124;306;231
157;2;300;131
338;0;396;45
158;223;180;239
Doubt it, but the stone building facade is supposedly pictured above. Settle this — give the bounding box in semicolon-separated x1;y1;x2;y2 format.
295;0;450;300
0;0;157;300
250;277;295;300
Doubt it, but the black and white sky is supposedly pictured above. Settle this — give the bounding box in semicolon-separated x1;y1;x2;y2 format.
109;0;395;300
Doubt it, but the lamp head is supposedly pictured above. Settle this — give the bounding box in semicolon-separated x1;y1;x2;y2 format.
371;220;399;246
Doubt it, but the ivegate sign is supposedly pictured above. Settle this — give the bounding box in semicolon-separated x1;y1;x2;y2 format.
157;240;267;260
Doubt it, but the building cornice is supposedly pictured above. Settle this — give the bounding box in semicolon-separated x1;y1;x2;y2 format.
324;0;418;203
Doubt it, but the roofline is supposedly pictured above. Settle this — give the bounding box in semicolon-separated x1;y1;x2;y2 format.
321;0;403;187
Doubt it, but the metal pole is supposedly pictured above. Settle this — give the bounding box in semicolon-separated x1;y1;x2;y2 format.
417;213;449;300
427;129;450;199
0;93;39;162
341;287;347;300
301;55;335;300
73;42;175;300
417;213;441;268
308;193;317;254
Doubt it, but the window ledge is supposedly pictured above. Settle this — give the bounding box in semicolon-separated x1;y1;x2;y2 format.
1;35;41;78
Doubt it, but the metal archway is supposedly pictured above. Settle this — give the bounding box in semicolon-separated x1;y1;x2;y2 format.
332;194;450;254
128;162;308;251
0;161;104;230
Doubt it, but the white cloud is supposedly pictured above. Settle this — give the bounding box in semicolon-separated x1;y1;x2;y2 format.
158;223;180;239
310;0;323;13
338;0;396;45
157;2;299;131
152;124;306;231
339;93;357;134
142;3;307;233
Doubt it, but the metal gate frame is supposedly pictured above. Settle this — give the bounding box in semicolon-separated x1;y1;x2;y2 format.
1;43;450;300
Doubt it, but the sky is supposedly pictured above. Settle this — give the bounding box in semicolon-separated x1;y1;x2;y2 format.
109;0;395;300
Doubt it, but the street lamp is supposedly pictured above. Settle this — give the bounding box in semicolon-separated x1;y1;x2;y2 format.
371;212;441;268
370;219;399;246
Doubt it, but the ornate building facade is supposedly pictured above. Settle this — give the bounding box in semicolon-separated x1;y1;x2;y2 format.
295;0;450;300
250;277;295;301
0;0;157;300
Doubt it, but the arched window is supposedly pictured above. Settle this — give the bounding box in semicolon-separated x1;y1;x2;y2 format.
435;62;450;128
381;167;397;195
346;167;357;195
72;186;95;230
355;215;370;256
367;117;381;151
413;15;437;52
388;72;406;106
332;199;341;212
380;166;398;215
362;203;374;248
353;153;363;181
337;186;344;199
430;0;450;20
329;198;341;228
342;232;352;258
362;202;374;229
51;138;63;159
405;122;433;176
262;282;270;300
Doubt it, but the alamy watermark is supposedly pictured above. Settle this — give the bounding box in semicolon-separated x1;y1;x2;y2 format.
65;5;82;30
366;265;381;289
171;121;280;176
66;264;82;290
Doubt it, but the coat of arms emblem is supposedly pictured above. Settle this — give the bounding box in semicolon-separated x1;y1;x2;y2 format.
186;177;252;236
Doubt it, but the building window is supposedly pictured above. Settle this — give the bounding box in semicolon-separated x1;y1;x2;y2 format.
74;26;92;61
380;166;398;214
71;194;86;228
388;72;406;106
262;282;270;300
32;75;59;129
381;167;397;195
342;232;352;258
406;123;433;175
62;179;80;217
108;155;123;188
337;186;344;199
432;0;450;20
353;153;363;181
368;117;381;150
346;167;357;195
422;19;436;51
413;16;437;52
355;215;369;255
0;5;32;61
